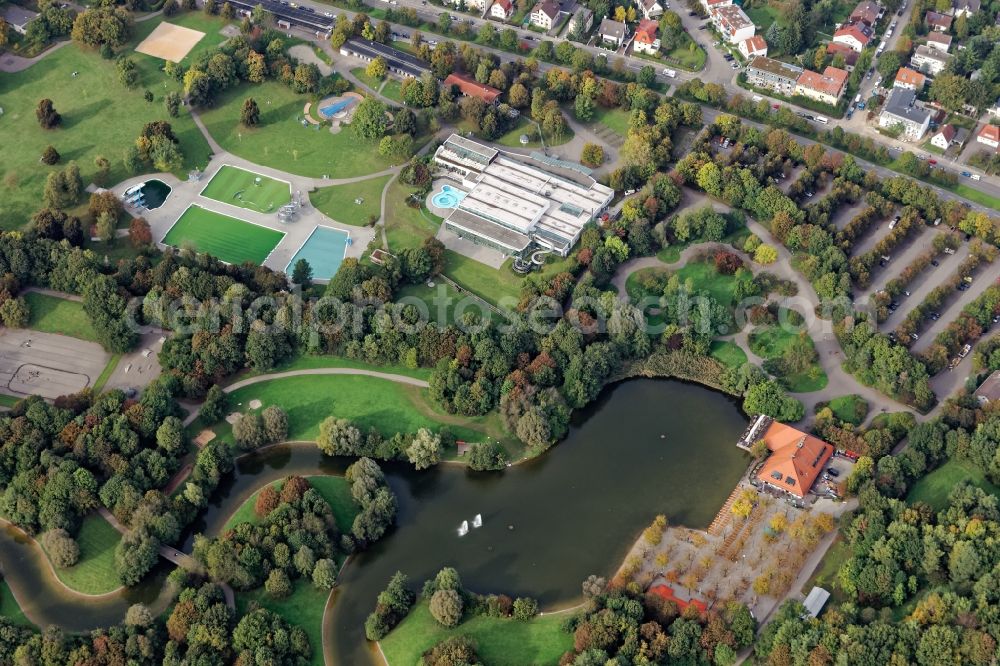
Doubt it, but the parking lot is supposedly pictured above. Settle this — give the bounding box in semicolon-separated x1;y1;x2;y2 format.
0;329;111;401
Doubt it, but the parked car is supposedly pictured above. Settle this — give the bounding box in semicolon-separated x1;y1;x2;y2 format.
930;312;940;320
858;102;865;110
910;333;919;341
961;171;972;177
827;467;840;477
688;10;697;16
931;259;940;266
928;159;937;165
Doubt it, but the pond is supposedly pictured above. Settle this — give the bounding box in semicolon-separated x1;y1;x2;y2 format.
1;378;750;664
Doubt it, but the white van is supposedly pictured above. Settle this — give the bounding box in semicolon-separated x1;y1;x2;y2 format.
662;68;677;78
971;173;982;181
814;115;829;124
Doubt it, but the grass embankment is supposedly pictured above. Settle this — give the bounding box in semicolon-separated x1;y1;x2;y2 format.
162;205;285;265
200;165;292;213
0;14;217;228
41;513;122;595
384;180;442;250
800;536;850;604
311;175;392;227
748;325;829;393
24;292;99;342
0;580;33;628
198;80;403;179
710;340;748;368
224;475;358;535
907;459;1000;510
380;600;574;666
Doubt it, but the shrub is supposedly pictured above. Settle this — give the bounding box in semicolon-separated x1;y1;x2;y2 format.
42;529;79;568
512;596;538;620
429;589;464;628
312;558;338;589
254;485;280;518
264;568;292;598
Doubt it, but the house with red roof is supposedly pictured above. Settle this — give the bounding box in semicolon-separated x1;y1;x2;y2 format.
978;124;1000;150
825;42;859;70
894;67;926;91
738;35;768;59
444;72;501;105
490;0;514;20
754;420;834;499
848;0;881;26
795;66;849;105
634;19;660;55
930;124;961;150
832;23;873;52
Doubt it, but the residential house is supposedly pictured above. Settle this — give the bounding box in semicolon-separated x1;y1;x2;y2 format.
702;0;733;13
598;18;627;49
832;23;873;52
530;0;559;29
2;5;38;35
925;32;952;51
925;10;953;31
825;42;860;70
952;0;980;17
746;56;804;95
491;0;514;20
444;73;501;105
639;0;664;20
754;421;835;499
977;124;1000;150
458;0;491;11
988;97;1000;118
633;19;660;55
738;35;768;59
910;44;951;76
566;5;592;33
894;66;927;90
974;370;1000;405
930;124;956;150
795;66;849;105
879;87;931;141
848;0;881;26
711;4;755;44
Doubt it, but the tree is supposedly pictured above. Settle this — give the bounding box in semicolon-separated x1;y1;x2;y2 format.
261;406;288;443
265;568;293;598
366;56;388;80
313;558;338;589
41;145;60;165
353;97;389;140
468;441;508;471
581;143;604;168
429;589;463;627
155;416;185;454
36;99;61;129
129;217;153;247
233;412;266;450
291;258;313;286
512;597;538;620
41;529;79;568
200;384;227;422
116;56;139;88
255;485;280;517
95;211;115;244
240;97;260;127
0;297;30;329
406;428;442;470
754;244;778;265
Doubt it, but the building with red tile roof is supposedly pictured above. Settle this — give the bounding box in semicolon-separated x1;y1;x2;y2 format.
738;35;768;59
894;67;927;90
824;42;859;70
634;19;660;54
832;23;873;51
849;0;881;26
978;124;1000;150
444;73;501;104
794;66;849;105
755;421;834;499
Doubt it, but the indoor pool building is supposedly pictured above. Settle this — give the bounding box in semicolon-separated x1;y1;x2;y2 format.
432;135;614;258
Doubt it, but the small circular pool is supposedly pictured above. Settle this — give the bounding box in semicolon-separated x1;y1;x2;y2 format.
431;184;466;209
141;179;171;210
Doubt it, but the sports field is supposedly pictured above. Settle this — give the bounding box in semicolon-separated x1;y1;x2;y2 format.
162;205;285;264
200;165;292;213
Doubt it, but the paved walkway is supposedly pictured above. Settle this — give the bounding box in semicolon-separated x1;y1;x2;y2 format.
0;40;71;73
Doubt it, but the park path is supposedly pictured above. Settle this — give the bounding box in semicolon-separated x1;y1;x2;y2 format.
23;286;83;303
0;40;71;73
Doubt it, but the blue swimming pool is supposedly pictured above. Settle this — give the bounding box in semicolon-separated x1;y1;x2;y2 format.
286;226;350;281
318;98;355;119
431;185;467;209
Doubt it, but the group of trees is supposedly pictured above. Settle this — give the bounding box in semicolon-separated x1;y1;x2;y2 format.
192;475;344;593
317;417;446;469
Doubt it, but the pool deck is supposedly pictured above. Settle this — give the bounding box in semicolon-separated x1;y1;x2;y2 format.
113;159;375;279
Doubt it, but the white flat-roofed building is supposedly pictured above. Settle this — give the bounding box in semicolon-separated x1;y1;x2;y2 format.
433;134;614;258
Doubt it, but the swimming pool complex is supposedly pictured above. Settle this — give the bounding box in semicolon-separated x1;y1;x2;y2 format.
286;226;350;280
318;97;356;119
431;184;467;209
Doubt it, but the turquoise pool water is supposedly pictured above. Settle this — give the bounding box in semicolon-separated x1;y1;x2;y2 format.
431;184;466;208
286;226;350;281
318;98;355;119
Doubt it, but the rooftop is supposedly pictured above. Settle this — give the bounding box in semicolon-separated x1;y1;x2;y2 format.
825;42;860;65
894;67;926;87
797;66;849;97
534;0;560;19
635;19;659;42
443;72;501;104
748;55;804;80
2;4;38;26
913;44;951;63
980;125;1000;143
925;10;953;28
803;587;831;618
712;4;754;31
926;32;952;46
934;124;956;142
975;369;1000;402
849;0;880;24
834;23;873;44
755;421;834;499
882;87;930;125
342;38;429;77
599;17;627;39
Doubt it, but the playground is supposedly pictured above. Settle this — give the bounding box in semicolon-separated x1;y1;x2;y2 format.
200;165;292;213
162;204;285;265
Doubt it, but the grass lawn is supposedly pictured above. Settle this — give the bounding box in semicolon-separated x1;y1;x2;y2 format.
749;325;829;393
0;580;33;628
225;475;359;536
443;251;524;308
675;261;750;308
200;165;291;213
398;280;503;327
384;180;441;250
310;174;392;227
24;292;98;342
954;183;1000;212
663;34;707;71
593;106;631;136
224;374;489;443
381;78;404;103
745;4;785;31
907;459;1000;510
710;340;748;368
41;513;121;595
825;394;869;425
93;355;122;393
237;578;329;666
800;536;849;603
162;205;284;264
381;599;573;666
198;81;400;179
0;394;22;408
0;15;216;228
245;352;431;381
350;66;386;93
